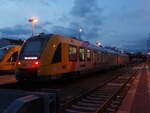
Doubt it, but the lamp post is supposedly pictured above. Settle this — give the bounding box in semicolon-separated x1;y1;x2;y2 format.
28;18;38;36
78;28;83;40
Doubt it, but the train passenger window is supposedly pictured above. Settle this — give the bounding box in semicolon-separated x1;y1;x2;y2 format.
20;38;48;59
52;44;61;64
86;49;91;61
79;48;85;61
69;46;77;61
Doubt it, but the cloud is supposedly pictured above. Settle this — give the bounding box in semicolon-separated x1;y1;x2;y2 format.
0;22;51;39
51;0;103;41
71;0;100;17
123;39;147;52
0;25;30;36
0;0;103;41
2;0;58;6
69;0;103;40
0;0;148;52
39;0;51;6
35;22;52;33
50;25;77;37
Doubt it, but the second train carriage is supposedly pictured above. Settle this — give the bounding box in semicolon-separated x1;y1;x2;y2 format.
0;45;21;74
15;34;128;81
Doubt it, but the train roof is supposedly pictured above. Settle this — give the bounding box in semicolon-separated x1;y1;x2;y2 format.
1;45;21;49
80;42;119;54
28;34;54;40
83;42;128;56
27;33;128;56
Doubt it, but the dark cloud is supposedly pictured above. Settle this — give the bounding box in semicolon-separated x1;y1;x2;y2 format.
39;0;51;6
0;22;51;39
5;0;57;6
0;0;147;52
69;0;102;39
118;37;147;52
71;0;100;17
39;0;59;6
51;0;103;40
50;25;77;37
35;22;52;33
0;25;30;36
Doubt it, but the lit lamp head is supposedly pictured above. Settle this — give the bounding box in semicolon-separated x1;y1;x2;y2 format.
28;18;38;23
28;18;38;36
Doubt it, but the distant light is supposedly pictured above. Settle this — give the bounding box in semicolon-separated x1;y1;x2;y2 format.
24;57;38;60
96;42;102;47
79;28;83;32
148;53;150;55
87;49;90;52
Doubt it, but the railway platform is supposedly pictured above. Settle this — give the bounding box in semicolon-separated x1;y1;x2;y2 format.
117;64;150;113
0;74;16;85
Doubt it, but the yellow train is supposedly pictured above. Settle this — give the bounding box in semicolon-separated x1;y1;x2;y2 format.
16;34;128;81
0;45;21;74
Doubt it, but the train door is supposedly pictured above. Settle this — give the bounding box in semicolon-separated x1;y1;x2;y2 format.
7;51;18;71
68;45;78;71
79;48;86;70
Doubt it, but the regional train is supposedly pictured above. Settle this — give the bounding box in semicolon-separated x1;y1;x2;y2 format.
0;45;21;74
15;34;128;81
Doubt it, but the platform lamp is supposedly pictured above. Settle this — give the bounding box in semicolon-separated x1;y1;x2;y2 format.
28;18;38;36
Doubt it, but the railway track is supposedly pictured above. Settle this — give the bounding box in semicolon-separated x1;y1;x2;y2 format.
62;70;137;113
0;65;138;113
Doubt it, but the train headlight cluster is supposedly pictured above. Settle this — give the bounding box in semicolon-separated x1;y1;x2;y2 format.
24;57;38;60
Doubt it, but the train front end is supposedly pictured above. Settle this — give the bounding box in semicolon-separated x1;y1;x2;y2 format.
0;46;21;74
0;47;10;73
15;35;49;81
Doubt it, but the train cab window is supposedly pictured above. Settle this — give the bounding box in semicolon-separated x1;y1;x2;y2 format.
20;38;48;59
86;49;91;61
52;44;62;64
12;52;18;62
69;45;77;61
79;48;85;61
